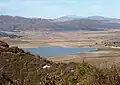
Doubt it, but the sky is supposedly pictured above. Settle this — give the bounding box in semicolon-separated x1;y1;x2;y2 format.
0;0;120;19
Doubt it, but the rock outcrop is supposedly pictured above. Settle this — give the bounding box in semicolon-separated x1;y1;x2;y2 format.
0;40;9;48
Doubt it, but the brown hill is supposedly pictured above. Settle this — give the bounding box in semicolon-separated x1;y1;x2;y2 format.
1;41;120;85
0;41;76;85
1;15;120;32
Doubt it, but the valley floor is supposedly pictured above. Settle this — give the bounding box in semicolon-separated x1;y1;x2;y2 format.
1;30;120;65
3;30;120;48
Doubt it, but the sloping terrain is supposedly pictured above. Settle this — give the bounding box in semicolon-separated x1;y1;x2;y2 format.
1;15;120;32
1;41;120;85
0;15;58;31
0;41;77;85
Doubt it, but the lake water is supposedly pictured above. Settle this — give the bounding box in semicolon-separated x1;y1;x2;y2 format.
23;46;97;57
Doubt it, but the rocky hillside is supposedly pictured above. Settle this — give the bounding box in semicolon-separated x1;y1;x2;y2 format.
1;15;120;32
1;41;120;85
0;40;77;85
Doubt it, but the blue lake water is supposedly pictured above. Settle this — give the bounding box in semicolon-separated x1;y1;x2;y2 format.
23;46;97;57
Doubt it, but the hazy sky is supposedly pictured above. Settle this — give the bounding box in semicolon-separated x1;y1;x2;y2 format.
0;0;119;18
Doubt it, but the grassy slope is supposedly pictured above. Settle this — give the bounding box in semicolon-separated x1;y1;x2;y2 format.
0;46;120;85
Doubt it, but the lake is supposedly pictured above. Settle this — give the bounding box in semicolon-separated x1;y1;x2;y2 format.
23;46;97;57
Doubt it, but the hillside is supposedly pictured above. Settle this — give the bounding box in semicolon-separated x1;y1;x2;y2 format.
0;40;76;85
0;31;21;38
0;15;58;31
1;15;120;32
1;41;120;85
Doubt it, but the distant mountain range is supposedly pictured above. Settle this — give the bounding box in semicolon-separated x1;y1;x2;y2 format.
55;15;120;22
0;15;120;32
54;15;82;21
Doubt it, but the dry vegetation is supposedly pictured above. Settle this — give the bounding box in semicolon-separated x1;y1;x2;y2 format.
0;43;120;85
2;30;120;48
1;30;120;85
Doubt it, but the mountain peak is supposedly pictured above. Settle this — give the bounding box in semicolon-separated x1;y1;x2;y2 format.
87;16;107;20
54;15;82;21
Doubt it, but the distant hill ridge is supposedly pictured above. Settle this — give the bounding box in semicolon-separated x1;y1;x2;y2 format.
1;15;120;32
0;31;21;38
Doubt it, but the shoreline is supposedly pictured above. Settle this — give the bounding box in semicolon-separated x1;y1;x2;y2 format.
46;47;120;63
2;30;120;64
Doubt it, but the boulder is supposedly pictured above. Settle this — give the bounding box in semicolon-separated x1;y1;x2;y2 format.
43;65;51;69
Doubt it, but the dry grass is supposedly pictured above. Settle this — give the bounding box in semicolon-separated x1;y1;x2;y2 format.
3;30;120;48
1;46;120;85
